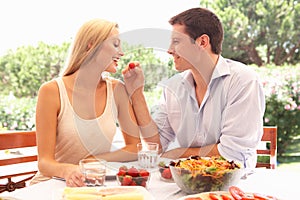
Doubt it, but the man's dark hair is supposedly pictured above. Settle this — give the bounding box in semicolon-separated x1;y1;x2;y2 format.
169;7;224;54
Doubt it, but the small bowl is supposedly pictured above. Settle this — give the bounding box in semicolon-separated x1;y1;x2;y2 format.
116;166;150;188
170;156;243;194
116;174;150;187
158;164;174;182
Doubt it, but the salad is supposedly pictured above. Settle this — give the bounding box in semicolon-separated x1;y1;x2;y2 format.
169;156;242;194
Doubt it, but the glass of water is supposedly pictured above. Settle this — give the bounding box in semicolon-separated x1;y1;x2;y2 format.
137;142;159;168
79;158;106;187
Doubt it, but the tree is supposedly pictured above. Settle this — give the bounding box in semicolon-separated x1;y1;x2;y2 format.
201;0;300;66
0;41;173;97
0;42;70;97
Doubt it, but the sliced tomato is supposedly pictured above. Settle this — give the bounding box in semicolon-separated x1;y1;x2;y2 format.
229;186;245;200
221;194;234;200
185;197;203;200
253;193;277;200
241;196;255;200
209;193;219;200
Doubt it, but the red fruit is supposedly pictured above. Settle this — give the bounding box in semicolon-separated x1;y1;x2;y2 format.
140;180;146;187
130;181;137;186
253;193;277;200
209;193;219;200
128;62;136;69
139;169;150;177
121;175;132;186
119;165;128;171
221;194;234;200
117;169;126;176
162;168;172;179
127;167;139;177
229;186;256;200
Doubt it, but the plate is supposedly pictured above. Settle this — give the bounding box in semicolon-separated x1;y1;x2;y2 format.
0;197;22;200
178;191;281;200
54;186;154;200
178;191;230;200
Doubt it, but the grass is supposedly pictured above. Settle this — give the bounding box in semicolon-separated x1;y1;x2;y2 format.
277;161;300;172
277;155;300;172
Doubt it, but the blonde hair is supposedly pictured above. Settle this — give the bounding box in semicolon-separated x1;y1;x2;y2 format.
62;19;118;76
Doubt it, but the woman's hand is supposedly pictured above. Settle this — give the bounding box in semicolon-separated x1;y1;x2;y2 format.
64;165;85;187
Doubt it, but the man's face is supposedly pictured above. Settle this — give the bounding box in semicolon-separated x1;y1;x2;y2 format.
168;24;215;84
168;24;197;71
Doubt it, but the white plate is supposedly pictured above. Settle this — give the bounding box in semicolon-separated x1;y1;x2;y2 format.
54;186;154;200
178;191;282;200
0;197;22;200
178;191;230;200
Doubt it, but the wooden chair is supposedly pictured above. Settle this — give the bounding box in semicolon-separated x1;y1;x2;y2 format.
0;130;38;193
256;126;277;169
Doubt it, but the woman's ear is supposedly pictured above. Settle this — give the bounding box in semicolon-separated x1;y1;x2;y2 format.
195;34;209;48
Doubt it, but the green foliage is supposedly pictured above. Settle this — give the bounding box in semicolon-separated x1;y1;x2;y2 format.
0;94;36;131
201;0;300;66
0;41;174;131
0;41;70;98
254;64;300;157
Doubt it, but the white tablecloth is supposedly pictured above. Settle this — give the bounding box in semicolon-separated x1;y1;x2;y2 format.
1;167;299;200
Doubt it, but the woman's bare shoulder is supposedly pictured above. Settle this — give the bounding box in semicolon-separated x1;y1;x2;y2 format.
107;77;125;90
38;79;59;97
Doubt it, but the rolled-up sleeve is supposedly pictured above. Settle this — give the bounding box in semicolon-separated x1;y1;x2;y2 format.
218;74;266;168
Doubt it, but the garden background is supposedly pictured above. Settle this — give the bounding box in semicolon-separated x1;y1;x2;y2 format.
0;0;299;166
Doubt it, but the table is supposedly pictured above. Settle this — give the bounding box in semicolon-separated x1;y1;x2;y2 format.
1;167;299;200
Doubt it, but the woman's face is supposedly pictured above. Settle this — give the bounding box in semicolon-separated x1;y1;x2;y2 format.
94;27;124;73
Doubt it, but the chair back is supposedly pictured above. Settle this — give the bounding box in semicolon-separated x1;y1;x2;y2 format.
256;126;277;169
0;130;38;193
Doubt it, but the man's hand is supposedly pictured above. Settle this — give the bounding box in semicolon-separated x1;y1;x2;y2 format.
122;61;145;98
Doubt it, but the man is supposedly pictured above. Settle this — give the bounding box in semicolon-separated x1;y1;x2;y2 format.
122;7;265;168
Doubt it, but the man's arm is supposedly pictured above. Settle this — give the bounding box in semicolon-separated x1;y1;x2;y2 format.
161;144;220;159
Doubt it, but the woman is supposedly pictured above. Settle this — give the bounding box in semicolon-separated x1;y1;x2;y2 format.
31;19;141;187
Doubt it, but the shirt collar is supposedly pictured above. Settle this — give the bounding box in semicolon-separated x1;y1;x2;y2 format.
211;55;231;80
181;55;230;87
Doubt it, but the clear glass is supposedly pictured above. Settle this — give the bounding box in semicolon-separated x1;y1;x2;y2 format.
137;142;159;168
79;158;106;187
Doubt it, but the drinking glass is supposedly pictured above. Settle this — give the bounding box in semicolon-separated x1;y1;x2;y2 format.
79;158;106;187
137;142;159;168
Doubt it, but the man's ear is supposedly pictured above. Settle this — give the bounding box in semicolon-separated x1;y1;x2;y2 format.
195;34;209;48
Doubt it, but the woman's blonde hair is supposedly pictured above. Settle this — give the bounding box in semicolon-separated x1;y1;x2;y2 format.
62;19;118;76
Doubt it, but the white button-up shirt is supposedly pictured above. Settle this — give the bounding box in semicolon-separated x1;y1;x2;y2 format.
152;56;265;168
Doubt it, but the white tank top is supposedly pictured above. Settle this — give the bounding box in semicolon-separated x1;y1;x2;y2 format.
55;77;118;164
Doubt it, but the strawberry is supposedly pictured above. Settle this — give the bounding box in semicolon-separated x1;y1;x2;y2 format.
117;169;126;176
130;181;137;186
162;168;172;179
119;165;128;171
159;161;166;168
140;180;147;187
127;167;139;177
139;169;150;177
128;62;136;69
121;175;132;186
